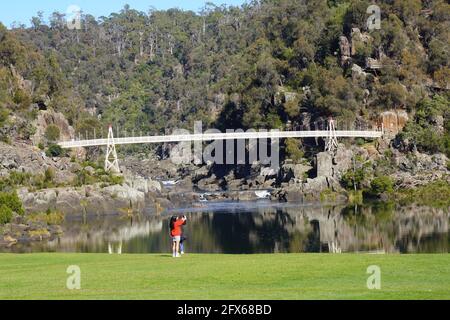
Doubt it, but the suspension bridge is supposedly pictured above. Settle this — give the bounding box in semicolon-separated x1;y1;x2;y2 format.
58;119;384;173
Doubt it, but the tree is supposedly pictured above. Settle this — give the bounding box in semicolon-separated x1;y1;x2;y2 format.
45;124;61;142
285;138;304;162
31;11;44;30
0;204;13;224
369;176;394;197
0;191;24;216
46;144;64;157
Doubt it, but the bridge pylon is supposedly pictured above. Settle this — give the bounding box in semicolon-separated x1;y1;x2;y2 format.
325;118;338;152
105;125;120;173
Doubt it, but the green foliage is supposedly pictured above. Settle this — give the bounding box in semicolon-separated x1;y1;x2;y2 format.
44;167;55;185
0;191;24;216
393;180;450;208
0;105;8;128
285;138;304;162
27;211;64;225
399;95;450;156
369;176;394;197
0;204;13;224
0;2;447;168
45;144;64;157
74;161;124;187
341;169;365;190
44;124;61;142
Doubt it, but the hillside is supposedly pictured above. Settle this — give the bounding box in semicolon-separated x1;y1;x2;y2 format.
0;0;449;222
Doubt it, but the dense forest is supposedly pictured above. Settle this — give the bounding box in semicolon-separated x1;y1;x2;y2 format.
0;0;449;158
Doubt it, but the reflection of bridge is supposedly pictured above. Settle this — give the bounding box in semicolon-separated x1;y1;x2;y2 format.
58;119;383;172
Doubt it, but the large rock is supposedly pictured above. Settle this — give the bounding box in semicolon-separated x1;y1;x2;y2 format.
18;188;58;213
332;145;353;179
339;36;351;65
126;176;162;193
31;110;75;146
316;152;333;177
281;162;312;182
102;184;145;209
351;63;368;80
380;110;408;138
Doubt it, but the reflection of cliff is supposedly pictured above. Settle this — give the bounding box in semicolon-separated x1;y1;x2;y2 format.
281;204;448;253
38;215;163;252
11;203;448;254
203;203;448;253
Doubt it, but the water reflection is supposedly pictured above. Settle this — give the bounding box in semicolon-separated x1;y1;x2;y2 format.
3;201;449;254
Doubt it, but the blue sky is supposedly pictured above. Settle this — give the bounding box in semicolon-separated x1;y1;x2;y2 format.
0;0;247;28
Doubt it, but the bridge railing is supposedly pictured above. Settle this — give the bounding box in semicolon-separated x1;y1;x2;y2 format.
58;129;383;149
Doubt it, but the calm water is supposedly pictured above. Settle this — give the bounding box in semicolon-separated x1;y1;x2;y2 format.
3;201;449;254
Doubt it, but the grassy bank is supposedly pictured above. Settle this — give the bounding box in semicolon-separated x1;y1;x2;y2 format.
0;253;449;300
392;179;450;208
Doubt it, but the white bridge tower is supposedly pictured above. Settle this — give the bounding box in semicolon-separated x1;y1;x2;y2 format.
105;125;120;173
325;117;338;152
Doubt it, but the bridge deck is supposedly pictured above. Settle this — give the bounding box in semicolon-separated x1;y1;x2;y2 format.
59;130;383;148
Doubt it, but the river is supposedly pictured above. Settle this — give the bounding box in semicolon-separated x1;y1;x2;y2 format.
2;200;448;254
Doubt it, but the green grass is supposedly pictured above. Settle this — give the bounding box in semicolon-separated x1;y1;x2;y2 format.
0;253;449;300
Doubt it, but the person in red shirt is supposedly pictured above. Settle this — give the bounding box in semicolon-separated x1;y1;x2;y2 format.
170;215;187;257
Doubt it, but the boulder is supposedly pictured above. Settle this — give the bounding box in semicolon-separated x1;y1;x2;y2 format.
126;175;162;193
193;166;210;181
281;162;312;182
316;152;333;178
102;184;145;209
332;145;353;179
31;110;75;146
351;63;368;79
339;36;351;65
380;110;409;138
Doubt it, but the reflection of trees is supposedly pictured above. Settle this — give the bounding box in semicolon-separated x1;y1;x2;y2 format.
9;202;447;254
341;203;448;253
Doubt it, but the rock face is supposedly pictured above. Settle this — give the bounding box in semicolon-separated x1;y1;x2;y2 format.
351;63;368;80
392;151;449;187
380;110;409;138
0;141;77;179
126;175;162;193
281;162;313;182
316;152;333;177
339;36;351;65
31;110;75;146
276;176;344;202
17;182;151;216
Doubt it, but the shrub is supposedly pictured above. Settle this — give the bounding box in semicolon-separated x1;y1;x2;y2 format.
285;138;304;162
0;191;24;215
341;169;365;190
27;211;64;225
46;144;63;157
0;105;8;128
0;204;13;224
44;167;54;184
8;171;31;186
369;176;394;197
44;124;60;142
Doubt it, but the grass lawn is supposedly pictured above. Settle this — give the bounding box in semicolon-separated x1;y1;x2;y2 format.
0;253;449;300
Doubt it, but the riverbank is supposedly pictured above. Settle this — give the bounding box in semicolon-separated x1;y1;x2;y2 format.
1;253;449;299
